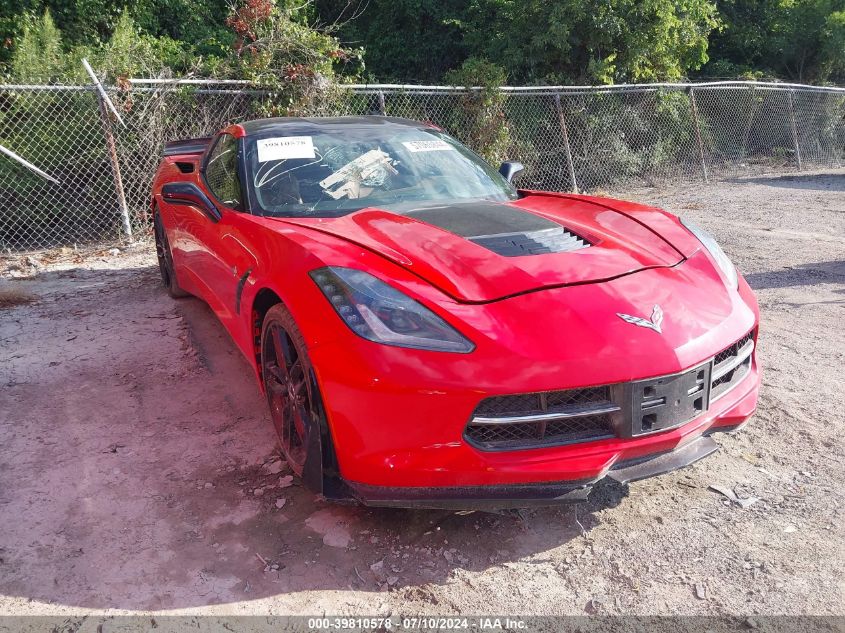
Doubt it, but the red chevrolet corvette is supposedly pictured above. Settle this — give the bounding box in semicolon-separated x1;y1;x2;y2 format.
151;116;760;509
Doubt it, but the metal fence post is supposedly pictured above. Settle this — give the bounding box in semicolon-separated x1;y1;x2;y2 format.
377;90;386;115
0;142;59;183
83;59;132;239
788;89;802;170
553;93;579;193
95;96;133;239
687;88;709;183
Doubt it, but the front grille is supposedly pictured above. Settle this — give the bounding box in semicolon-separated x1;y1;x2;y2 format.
546;414;614;443
465;329;756;451
711;329;756;401
465;386;616;450
714;330;754;367
465;413;613;451
474;386;609;418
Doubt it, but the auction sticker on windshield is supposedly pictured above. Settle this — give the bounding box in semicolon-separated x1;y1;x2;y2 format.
402;139;454;152
257;136;316;162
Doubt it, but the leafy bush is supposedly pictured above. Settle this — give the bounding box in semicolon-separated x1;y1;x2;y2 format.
9;10;64;83
215;0;362;115
443;58;511;165
90;12;188;81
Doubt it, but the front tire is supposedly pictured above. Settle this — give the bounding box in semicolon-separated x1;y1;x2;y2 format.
153;210;188;298
260;303;322;477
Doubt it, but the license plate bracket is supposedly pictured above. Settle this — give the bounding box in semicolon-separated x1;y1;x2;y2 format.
612;363;713;437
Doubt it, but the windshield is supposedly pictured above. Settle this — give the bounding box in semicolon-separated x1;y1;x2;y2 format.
243;125;518;216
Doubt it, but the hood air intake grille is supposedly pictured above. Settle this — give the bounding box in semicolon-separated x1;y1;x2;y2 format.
404;203;591;258
469;227;590;257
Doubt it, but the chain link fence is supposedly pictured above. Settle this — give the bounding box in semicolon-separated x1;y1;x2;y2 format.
1;80;844;252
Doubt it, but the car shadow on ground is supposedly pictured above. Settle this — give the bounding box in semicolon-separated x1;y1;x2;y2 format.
0;263;628;611
743;259;845;293
728;171;845;191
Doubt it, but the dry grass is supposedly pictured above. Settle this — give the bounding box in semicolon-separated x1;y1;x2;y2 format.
0;285;36;308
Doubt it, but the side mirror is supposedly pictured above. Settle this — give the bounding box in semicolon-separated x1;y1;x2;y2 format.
161;182;221;222
499;161;524;183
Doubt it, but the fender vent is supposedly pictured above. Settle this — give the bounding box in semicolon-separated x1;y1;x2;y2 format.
469;227;590;257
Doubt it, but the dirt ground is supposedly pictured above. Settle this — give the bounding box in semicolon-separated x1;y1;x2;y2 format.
1;170;843;618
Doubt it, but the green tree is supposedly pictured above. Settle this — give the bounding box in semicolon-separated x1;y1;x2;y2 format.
1;0;122;61
130;0;232;60
215;0;361;113
0;0;230;70
461;0;720;84
315;0;468;83
318;0;720;84
443;57;511;163
704;0;845;83
90;10;187;80
10;9;64;82
8;9;189;82
820;9;845;80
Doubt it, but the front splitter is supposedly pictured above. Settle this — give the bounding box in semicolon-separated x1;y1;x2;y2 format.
344;436;720;510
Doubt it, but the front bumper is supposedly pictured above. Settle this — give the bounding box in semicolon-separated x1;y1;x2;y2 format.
347;434;721;509
343;370;757;509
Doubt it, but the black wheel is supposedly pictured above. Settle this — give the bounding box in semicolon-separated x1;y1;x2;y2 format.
153;210;188;298
261;303;321;476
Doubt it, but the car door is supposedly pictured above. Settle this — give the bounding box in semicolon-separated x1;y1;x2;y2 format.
191;132;256;328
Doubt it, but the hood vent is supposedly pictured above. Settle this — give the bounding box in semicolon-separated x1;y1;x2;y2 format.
470;227;589;257
405;202;591;258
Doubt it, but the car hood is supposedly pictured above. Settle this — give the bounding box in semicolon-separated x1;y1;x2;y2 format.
279;194;689;303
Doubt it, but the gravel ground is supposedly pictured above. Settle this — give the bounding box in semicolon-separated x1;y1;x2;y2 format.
0;171;843;618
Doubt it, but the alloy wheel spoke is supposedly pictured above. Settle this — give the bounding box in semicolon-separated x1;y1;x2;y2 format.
278;331;297;367
292;377;307;397
266;362;286;385
288;361;306;392
291;406;307;440
266;376;286;395
282;398;294;420
289;358;302;379
270;328;290;378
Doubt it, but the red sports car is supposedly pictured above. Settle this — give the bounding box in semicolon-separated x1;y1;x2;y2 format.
151;116;760;509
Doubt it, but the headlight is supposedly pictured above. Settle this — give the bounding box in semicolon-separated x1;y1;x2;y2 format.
681;218;738;288
309;267;475;353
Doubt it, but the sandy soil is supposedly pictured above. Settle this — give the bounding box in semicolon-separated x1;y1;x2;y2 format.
0;171;843;618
